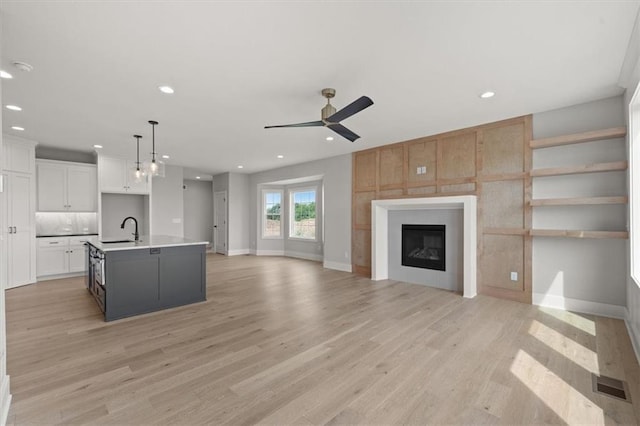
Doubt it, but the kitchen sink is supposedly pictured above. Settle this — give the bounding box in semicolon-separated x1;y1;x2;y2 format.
100;239;134;244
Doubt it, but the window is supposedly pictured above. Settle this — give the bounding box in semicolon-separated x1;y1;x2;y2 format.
289;189;316;240
262;190;283;238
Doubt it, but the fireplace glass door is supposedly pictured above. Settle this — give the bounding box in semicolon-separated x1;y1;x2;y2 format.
401;224;445;271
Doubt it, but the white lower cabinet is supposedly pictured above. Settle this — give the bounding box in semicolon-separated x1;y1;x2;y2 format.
37;236;97;278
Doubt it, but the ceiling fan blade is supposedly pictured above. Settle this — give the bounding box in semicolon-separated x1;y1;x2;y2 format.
326;96;373;123
265;120;324;129
328;123;360;142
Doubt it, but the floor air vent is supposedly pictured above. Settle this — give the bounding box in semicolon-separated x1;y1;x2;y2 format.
591;373;632;403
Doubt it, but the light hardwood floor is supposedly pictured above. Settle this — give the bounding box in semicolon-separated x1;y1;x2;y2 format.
5;254;640;425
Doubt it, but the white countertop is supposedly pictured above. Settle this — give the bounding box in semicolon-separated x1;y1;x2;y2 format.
89;235;209;252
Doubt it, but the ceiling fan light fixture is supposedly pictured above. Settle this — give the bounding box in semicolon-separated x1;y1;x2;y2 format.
264;88;373;142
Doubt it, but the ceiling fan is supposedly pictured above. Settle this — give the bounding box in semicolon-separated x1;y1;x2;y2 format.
265;88;374;142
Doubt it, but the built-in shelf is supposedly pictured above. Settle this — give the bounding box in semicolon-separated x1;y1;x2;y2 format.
530;229;628;239
530;161;627;178
530;126;626;149
530;196;628;207
530;125;629;241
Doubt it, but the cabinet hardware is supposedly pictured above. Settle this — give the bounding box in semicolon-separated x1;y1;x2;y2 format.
49;242;59;244
12;226;16;233
7;227;11;234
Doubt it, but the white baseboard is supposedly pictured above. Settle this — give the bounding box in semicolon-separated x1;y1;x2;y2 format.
254;250;285;256
0;374;11;426
532;292;626;319
253;250;323;263
625;308;640;366
284;251;323;262
37;271;84;282
323;261;352;273
227;249;250;256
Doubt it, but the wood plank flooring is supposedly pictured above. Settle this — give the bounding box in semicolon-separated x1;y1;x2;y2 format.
4;254;640;425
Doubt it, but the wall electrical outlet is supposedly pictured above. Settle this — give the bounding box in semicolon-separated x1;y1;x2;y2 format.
510;271;518;281
416;166;422;175
421;166;427;174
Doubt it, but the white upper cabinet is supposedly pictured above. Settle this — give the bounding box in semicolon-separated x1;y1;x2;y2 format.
67;165;98;211
36;160;97;212
2;137;35;174
98;156;149;194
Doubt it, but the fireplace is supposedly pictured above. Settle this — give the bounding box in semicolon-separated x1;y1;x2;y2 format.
401;224;445;271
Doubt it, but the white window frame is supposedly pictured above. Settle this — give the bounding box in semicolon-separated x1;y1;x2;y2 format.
288;187;318;241
262;189;283;239
630;84;640;287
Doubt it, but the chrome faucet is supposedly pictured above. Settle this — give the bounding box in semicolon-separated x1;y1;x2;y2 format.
120;216;139;242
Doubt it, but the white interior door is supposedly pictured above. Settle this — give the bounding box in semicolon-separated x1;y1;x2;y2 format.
213;191;227;254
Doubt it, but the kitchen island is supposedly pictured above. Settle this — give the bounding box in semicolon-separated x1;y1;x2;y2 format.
87;236;208;321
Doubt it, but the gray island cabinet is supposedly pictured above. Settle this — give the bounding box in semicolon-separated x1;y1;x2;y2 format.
86;236;207;321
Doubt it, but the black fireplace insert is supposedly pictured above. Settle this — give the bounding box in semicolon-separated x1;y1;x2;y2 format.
401;224;445;271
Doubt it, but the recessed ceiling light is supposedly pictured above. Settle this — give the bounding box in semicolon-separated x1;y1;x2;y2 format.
13;61;33;72
479;91;495;99
93;144;103;149
196;176;201;180
159;86;174;94
6;105;22;111
0;70;13;79
11;126;24;131
237;165;244;169
277;155;284;159
162;154;170;159
326;136;334;141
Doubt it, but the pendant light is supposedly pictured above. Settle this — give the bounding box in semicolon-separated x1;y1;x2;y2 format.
148;120;159;175
133;134;143;181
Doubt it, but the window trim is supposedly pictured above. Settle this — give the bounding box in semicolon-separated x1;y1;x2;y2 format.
288;187;318;241
261;188;284;240
630;84;640;287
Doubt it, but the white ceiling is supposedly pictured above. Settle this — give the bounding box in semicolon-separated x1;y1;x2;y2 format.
1;1;638;176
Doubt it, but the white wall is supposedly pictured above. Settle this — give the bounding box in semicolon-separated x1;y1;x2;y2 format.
619;8;640;362
228;173;250;254
249;154;351;271
101;193;147;240
0;36;11;424
183;179;213;245
151;164;184;237
387;209;463;292
532;96;627;316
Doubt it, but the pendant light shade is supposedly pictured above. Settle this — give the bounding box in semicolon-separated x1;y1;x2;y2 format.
132;134;145;182
144;119;165;178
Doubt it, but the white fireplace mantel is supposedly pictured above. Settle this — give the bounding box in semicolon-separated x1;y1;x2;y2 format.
371;195;477;298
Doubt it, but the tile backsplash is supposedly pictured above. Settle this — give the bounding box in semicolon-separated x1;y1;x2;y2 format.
36;212;98;236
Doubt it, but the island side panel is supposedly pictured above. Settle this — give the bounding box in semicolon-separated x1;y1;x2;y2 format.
158;245;206;309
105;249;160;321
